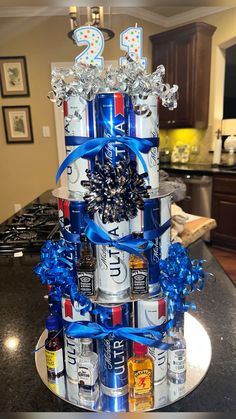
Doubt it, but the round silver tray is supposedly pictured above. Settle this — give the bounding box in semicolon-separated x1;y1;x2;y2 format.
35;313;211;412
52;183;174;202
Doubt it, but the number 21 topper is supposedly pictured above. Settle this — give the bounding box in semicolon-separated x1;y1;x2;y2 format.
73;26;104;69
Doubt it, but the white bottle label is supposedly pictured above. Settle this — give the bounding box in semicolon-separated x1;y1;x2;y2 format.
78;271;95;296
168;349;186;373
78;362;98;386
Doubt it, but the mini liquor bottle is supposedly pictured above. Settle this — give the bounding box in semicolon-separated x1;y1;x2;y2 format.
128;342;154;411
78;338;99;408
45;315;64;378
168;312;186;384
129;232;148;298
77;234;96;297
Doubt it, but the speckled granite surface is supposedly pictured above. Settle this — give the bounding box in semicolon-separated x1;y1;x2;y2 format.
0;235;235;411
160;163;236;176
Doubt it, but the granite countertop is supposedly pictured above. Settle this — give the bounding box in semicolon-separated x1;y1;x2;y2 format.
160;163;236;176
0;237;235;412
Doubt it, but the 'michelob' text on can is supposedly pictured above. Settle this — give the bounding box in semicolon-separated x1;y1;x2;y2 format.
95;92;129;166
97;303;130;412
129;94;159;192
95;212;130;301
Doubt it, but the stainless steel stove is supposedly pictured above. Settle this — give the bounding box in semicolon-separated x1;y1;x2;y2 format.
0;192;59;256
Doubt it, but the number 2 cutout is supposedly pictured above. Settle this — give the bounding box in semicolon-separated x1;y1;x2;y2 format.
120;27;147;70
73;26;104;69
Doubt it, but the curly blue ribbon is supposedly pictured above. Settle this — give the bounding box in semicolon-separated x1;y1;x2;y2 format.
85;217;153;258
63;320;174;349
56;135;159;183
159;242;207;318
34;240;92;315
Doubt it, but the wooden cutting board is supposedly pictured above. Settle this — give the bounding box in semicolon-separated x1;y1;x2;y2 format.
180;216;217;247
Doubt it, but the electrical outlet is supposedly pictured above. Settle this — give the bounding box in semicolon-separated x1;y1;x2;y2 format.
42;126;50;137
14;204;22;213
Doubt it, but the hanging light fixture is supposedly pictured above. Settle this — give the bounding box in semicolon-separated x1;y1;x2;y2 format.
68;6;115;43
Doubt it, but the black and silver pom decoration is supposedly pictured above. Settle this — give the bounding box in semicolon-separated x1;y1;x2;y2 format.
81;160;150;223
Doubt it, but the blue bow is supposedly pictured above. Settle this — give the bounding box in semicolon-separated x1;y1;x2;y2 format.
64;319;174;349
159;243;207;318
85;217;153;258
34;240;92;315
56;135;159;183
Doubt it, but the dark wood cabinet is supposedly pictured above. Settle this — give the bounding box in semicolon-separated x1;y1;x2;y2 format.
150;22;216;129
211;176;236;250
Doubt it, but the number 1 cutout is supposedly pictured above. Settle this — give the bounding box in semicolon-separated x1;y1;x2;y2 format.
120;27;147;70
73;26;104;69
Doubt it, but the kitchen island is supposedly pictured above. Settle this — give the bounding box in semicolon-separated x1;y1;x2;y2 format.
0;192;236;412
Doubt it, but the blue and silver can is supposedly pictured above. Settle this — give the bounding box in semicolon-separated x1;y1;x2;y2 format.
62;295;91;384
129;94;159;192
95;92;129;166
96;303;130;412
54;192;87;241
135;297;167;383
54;188;88;266
64;98;96;194
69;199;87;236
130;187;172;296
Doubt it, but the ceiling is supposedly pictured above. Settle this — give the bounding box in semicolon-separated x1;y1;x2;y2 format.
0;1;235;28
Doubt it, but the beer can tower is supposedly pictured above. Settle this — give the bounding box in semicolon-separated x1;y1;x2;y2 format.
38;25;180;413
50;87;173;412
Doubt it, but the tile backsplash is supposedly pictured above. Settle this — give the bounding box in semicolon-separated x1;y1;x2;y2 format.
159;126;213;164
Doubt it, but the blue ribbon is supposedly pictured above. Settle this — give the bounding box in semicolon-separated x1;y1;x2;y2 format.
85;217;153;258
34;240;92;315
56;135;159;183
143;219;171;240
60;227;81;243
159;243;207;318
64;319;174;349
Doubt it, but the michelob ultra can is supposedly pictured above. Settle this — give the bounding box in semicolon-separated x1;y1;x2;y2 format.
64;97;95;194
94;212;130;301
95;92;129;166
130;187;172;296
97;303;130;412
62;295;91;383
129;94;159;192
55;190;87;267
135;297;167;383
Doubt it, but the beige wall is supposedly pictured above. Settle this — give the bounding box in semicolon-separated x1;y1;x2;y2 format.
0;15;161;223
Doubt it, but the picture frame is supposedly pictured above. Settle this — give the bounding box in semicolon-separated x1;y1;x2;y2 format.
0;56;30;97
2;106;34;144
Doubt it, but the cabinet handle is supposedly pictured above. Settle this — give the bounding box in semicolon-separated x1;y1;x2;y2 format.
172;120;176;124
168;120;171;124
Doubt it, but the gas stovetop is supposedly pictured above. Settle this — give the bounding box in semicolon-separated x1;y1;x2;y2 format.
0;202;60;255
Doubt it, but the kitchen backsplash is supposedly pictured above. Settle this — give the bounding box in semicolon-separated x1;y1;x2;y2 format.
159;127;213;164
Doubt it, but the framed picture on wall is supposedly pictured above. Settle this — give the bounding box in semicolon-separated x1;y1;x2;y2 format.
0;56;30;97
2;106;34;144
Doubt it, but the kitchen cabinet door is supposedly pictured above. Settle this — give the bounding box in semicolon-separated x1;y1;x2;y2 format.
150;23;216;129
211;176;236;250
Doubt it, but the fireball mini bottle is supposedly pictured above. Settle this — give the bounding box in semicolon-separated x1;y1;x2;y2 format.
128;342;154;411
